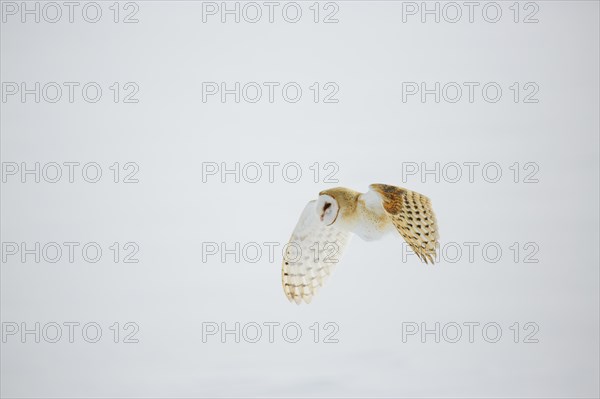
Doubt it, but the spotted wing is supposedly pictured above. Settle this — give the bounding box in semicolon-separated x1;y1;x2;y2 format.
282;201;351;304
370;184;439;264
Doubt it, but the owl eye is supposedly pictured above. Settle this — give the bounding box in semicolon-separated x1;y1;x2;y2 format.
323;202;332;212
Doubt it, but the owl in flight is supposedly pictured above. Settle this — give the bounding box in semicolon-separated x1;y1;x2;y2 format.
282;184;439;304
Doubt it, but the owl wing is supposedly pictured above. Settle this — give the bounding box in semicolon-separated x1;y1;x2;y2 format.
282;200;351;304
369;184;439;264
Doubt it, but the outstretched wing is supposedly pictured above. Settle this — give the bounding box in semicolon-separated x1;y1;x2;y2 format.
369;184;439;264
282;201;351;304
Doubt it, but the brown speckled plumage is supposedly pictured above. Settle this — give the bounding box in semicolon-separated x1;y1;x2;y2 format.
370;184;439;264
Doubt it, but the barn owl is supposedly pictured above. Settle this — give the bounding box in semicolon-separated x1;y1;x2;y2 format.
282;184;439;304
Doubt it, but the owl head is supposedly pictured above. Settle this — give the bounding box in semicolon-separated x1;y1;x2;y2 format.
316;194;339;225
317;187;360;226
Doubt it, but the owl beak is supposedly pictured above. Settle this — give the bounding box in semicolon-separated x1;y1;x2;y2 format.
320;202;331;222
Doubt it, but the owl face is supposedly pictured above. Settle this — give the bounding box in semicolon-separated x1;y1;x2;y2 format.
316;194;339;225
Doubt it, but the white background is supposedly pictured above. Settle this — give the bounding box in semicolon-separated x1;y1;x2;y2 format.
1;1;599;397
